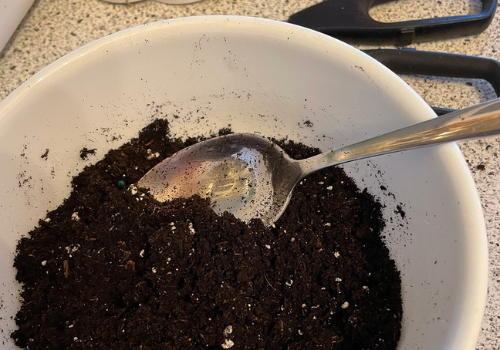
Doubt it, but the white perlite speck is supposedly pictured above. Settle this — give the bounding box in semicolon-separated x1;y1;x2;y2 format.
41;260;47;266
65;245;79;255
326;186;333;190
139;249;145;258
221;339;234;349
71;212;80;221
334;251;340;258
188;221;196;235
129;185;138;195
223;325;233;336
44;218;51;223
146;149;160;160
341;301;349;309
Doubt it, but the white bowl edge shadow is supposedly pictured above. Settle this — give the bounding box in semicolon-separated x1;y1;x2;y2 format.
0;16;488;350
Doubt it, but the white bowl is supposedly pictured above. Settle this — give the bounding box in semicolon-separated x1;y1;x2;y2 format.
0;16;488;350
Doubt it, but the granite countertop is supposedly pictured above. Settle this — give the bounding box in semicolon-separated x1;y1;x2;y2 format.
0;0;498;348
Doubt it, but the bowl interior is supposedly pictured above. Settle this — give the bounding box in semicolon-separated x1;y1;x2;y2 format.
0;16;487;349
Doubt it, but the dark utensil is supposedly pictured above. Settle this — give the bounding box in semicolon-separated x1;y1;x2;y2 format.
365;49;500;114
288;0;497;46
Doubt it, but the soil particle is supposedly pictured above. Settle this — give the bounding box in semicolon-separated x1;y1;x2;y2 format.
12;118;402;350
395;204;406;219
41;149;49;160
79;147;96;160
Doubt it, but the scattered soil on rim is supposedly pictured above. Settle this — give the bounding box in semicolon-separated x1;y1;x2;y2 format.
12;119;402;349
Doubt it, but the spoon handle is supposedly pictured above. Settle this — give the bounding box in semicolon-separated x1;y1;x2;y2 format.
300;97;500;175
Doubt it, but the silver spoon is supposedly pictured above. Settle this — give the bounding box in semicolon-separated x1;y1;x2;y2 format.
138;98;500;226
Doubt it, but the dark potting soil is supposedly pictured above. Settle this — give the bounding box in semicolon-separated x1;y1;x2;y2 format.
12;119;402;350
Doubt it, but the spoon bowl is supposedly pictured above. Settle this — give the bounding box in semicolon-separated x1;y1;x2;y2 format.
138;134;302;224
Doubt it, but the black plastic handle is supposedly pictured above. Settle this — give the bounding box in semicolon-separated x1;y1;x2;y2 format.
289;0;497;45
364;49;500;114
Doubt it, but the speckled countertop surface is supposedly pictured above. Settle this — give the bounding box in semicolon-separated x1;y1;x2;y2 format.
0;0;499;348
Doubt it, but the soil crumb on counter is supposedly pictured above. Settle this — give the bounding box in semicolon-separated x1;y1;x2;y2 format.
12;119;402;350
